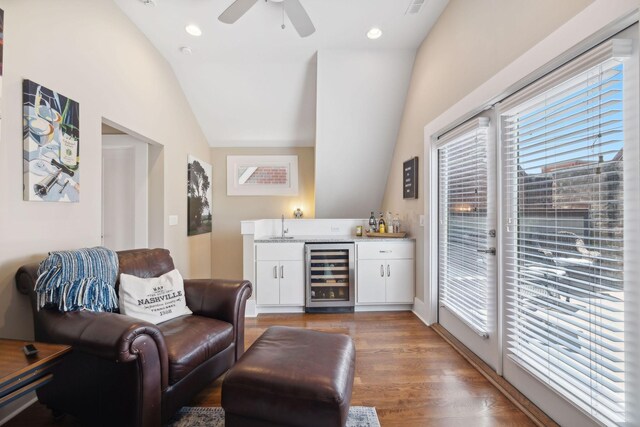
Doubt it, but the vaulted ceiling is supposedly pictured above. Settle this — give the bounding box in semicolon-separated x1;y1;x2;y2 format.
114;0;448;147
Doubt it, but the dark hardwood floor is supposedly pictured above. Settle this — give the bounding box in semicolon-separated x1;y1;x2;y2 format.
5;312;536;426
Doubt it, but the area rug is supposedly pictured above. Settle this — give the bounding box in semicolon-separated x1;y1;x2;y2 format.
168;406;381;427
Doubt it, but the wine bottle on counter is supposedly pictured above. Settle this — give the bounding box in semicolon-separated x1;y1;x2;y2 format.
369;211;376;232
393;213;401;233
378;212;386;233
387;211;394;233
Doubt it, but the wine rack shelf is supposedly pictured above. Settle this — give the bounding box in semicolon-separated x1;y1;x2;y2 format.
305;243;355;311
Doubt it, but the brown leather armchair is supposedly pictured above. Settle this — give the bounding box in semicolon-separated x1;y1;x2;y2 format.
15;248;252;427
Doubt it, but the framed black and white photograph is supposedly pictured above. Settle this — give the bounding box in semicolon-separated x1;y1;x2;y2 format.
403;157;418;199
187;155;212;236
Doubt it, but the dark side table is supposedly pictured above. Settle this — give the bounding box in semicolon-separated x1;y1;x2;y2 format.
0;339;71;408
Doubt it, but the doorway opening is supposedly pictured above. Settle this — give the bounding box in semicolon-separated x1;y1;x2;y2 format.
101;118;164;251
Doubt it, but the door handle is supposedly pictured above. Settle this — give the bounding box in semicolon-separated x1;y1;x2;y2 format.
380;265;384;277
273;266;278;279
280;265;284;279
477;247;496;255
387;264;390;277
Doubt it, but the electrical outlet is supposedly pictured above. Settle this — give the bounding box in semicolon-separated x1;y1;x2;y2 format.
419;215;425;227
330;226;340;233
169;215;178;226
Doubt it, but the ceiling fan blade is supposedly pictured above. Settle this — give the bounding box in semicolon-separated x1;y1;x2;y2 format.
218;0;259;24
284;0;315;38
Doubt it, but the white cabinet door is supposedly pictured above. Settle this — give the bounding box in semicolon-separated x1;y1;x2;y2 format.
357;260;386;303
256;261;280;305
385;259;415;303
279;260;305;305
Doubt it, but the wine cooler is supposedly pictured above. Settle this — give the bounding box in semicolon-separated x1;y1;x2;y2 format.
305;243;355;313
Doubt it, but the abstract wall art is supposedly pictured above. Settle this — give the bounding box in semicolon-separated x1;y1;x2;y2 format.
23;80;80;202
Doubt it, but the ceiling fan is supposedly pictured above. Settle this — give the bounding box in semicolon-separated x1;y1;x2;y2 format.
218;0;316;38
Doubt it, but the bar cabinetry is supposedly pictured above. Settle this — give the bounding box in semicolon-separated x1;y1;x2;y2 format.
256;243;305;306
356;241;415;304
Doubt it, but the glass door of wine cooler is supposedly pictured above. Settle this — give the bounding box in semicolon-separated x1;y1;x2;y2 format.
305;243;355;312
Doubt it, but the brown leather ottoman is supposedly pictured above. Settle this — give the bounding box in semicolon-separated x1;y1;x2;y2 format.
222;326;356;427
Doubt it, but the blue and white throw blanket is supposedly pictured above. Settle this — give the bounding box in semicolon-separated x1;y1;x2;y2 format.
35;247;119;312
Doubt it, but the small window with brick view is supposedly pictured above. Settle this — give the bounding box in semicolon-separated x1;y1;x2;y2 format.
239;166;289;186
227;155;299;196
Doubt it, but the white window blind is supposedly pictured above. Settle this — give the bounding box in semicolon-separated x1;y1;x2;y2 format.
438;118;491;338
500;39;631;426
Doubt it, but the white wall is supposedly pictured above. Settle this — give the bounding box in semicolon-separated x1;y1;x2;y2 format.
0;0;212;342
102;134;149;250
315;49;415;218
181;56;317;148
209;146;315;281
381;0;596;304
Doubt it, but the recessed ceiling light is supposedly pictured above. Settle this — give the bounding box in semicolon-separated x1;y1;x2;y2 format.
180;46;193;55
367;27;382;40
185;24;202;37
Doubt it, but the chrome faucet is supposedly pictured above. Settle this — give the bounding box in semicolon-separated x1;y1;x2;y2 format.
281;214;289;238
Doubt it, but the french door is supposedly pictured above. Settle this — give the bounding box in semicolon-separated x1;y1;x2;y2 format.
434;27;638;426
498;32;636;426
437;117;499;369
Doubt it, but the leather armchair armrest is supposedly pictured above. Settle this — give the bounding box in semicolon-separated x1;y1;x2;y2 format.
37;309;169;389
184;279;252;360
16;263;39;295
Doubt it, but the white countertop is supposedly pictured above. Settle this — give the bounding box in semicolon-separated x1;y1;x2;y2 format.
254;235;414;243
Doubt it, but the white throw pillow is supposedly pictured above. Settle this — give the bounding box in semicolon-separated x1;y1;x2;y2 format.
119;269;192;324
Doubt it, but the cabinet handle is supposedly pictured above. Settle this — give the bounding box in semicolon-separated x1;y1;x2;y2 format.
379;250;392;253
380;265;384;277
273;266;278;279
387;264;391;277
280;265;284;279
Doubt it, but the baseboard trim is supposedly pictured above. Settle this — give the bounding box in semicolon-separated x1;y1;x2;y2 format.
430;323;559;427
355;304;412;312
245;300;257;317
255;305;305;314
250;304;414;315
411;297;432;326
0;394;37;426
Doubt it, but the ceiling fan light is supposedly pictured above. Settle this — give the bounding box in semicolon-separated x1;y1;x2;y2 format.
367;27;382;40
185;24;202;37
